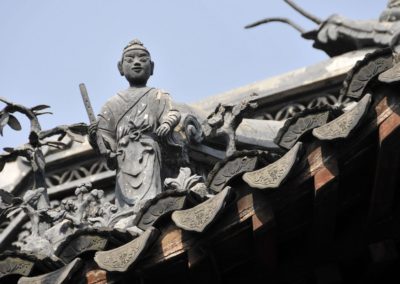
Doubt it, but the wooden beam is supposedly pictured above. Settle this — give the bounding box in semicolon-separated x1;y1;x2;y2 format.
309;145;339;262
369;101;400;227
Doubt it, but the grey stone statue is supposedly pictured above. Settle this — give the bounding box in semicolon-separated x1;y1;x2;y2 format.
91;39;181;211
246;0;400;57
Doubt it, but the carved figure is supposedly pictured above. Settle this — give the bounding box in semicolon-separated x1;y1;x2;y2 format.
91;39;181;210
246;0;400;57
202;98;257;157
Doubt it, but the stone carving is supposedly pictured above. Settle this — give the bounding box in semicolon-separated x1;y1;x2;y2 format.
171;187;231;233
0;41;211;257
341;48;394;100
45;159;111;188
0;187;71;256
132;167;207;230
15;188;54;255
380;0;400;21
378;59;400;83
0;189;23;223
49;183;138;231
54;228;135;263
164;167;203;192
274;106;340;150
132;190;187;230
56;235;107;263
88;39;181;211
0;181;128;256
18;258;82;284
313;94;372;140
13;221;32;249
0;98;87;202
243;142;302;189
202;98;257;157
0;252;63;281
0;98;91;255
263;93;352;121
246;0;400;57
183;114;204;144
15;182;111;236
379;32;400;83
206;150;270;193
0;257;33;279
94;227;159;272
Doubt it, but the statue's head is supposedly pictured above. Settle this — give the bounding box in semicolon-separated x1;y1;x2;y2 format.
118;39;154;86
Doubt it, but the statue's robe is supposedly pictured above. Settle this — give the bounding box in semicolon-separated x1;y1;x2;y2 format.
97;87;180;209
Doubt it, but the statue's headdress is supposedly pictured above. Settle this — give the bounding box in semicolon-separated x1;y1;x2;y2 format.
123;39;150;56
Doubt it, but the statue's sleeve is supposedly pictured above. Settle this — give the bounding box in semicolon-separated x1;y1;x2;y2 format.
157;91;181;128
97;103;118;153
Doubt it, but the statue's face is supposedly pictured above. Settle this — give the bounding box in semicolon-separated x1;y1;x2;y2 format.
121;49;153;85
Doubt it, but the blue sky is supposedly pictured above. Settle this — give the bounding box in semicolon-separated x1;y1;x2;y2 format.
0;0;386;148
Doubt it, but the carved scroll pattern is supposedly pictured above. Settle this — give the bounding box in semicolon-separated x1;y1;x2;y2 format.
96;237;141;271
209;156;258;193
263;93;351;121
313;94;371;140
18;258;82;284
277;111;331;149
172;187;231;232
45;159;111;187
0;257;33;278
243;142;302;189
59;235;108;263
137;196;186;230
94;227;158;272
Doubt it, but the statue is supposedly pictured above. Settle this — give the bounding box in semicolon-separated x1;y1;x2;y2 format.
90;39;181;211
246;0;400;57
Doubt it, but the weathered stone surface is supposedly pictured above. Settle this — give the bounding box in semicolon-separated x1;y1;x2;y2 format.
133;190;187;230
0;251;63;281
303;16;398;57
193;49;371;113
274;107;337;150
164;167;203;192
379;61;400;83
313;94;371;140
54;228;135;263
17;258;82;284
246;1;400;57
0;257;34;279
171;187;231;233
57;235;107;263
207;150;268;193
243;142;302;189
94;227;159;272
235;119;283;149
202;99;258;156
90;39;181;210
275;106;340;150
342;48;393;100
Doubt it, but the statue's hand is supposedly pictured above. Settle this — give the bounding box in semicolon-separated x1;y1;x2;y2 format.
156;123;171;137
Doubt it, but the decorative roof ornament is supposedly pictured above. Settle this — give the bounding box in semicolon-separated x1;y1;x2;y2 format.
246;0;400;57
380;0;400;21
388;0;400;9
